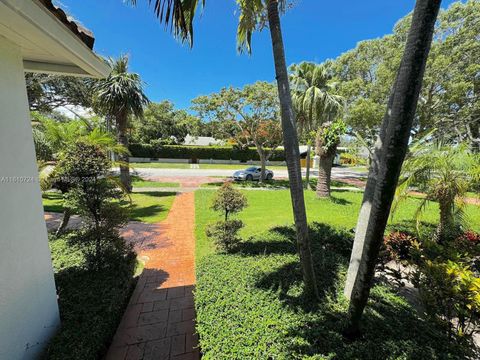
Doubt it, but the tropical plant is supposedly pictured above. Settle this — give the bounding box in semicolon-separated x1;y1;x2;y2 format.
59;142;129;269
344;0;442;336
35;114;127;235
412;259;480;341
211;182;248;221
395;142;480;242
128;0;318;297
93;55;149;192
315;119;347;197
290;62;343;189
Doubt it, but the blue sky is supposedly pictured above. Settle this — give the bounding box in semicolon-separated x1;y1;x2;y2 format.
60;0;456;109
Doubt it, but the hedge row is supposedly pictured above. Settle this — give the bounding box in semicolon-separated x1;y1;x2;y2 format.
129;143;286;161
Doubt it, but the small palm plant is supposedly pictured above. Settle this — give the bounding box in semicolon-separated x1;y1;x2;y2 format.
395;141;480;242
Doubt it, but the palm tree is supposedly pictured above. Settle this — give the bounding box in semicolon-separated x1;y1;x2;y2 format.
128;0;318;297
394;141;480;242
93;56;149;192
290;62;343;191
344;0;442;336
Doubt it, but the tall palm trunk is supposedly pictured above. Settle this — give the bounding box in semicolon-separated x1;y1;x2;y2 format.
315;131;337;198
304;143;311;189
116;111;131;192
267;0;318;298
344;0;442;336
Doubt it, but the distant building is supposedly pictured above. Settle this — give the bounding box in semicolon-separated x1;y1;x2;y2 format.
183;134;225;146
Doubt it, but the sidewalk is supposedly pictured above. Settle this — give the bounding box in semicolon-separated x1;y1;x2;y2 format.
106;192;199;360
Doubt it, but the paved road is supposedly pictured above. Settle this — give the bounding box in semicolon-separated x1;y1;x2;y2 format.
133;166;367;180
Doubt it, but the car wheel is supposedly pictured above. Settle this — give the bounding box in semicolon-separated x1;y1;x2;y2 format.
266;173;273;181
246;174;253;181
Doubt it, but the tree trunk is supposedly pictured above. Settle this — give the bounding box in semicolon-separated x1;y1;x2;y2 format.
267;0;318;298
343;0;441;336
436;198;454;243
55;208;71;236
316;149;335;198
116;112;131;192
257;145;267;183
305;143;311;189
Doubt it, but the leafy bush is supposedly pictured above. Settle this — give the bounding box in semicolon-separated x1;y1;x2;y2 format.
56;142;129;269
129;143;286;161
211;182;248;221
206;183;248;251
206;219;244;252
412;260;480;341
45;235;137;360
383;231;417;262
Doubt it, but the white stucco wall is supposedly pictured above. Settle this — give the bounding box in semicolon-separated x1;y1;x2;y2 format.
0;36;60;359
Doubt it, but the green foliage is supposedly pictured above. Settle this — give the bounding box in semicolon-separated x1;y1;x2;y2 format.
129;143;286;161
395;141;480;240
93;55;149;119
130;101;201;144
412;259;480;341
45;235;137;360
211;182;248;220
55;142;129;269
206;219;244;252
289;62;343;136
316;119;347;152
191;82;283;166
331;0;480;149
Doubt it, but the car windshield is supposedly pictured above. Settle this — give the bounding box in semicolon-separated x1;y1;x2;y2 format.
245;167;258;172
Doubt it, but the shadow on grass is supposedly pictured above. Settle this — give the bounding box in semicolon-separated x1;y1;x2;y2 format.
123;191;177;222
246;222;473;359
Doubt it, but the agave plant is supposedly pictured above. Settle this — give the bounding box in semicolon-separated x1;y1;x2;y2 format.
395;141;480;242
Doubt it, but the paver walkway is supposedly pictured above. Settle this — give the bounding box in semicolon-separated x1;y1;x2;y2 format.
106;192;199;360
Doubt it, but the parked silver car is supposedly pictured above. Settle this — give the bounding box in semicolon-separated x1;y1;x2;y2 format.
233;166;274;181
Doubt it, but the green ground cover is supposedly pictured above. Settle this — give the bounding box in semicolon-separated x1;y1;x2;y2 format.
193;189;479;359
43;190;176;224
45;235;138;360
201;179;356;190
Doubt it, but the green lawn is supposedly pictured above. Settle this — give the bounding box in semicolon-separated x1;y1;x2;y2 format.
195;188;480;262
43;191;176;224
201;178;357;190
194;188;476;358
131;175;179;188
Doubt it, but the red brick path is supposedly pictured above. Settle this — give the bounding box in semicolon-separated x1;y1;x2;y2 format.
106;192;199;360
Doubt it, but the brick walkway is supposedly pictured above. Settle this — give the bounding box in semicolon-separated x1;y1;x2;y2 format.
106;192;199;360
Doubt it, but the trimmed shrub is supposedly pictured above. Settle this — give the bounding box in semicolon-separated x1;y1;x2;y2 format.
206;219;244;252
206;183;248;251
129;143;286;161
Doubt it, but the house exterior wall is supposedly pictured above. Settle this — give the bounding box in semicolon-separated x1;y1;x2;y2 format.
0;37;60;359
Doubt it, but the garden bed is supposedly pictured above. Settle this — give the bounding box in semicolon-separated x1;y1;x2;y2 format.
44;235;139;360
